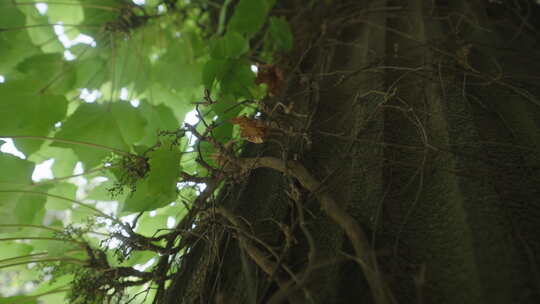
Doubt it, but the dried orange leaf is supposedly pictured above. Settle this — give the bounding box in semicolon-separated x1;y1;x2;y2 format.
255;64;284;97
230;115;268;143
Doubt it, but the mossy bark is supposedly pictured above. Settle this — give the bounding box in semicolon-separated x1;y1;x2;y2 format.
163;1;540;303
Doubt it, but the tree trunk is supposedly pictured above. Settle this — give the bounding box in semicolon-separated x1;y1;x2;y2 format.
163;1;540;303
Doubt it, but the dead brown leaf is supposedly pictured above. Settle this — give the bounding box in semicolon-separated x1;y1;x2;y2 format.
230;115;268;143
255;64;284;97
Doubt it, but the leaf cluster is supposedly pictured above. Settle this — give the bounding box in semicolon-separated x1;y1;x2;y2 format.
0;0;294;303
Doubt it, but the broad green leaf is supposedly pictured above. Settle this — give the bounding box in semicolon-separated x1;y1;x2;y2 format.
144;84;197;119
79;0;119;37
0;3;25;29
30;273;74;299
0;296;37;304
74;57;108;90
52;150;78;177
70;204;101;223
0;195;24;227
0;153;32;183
29;144;79;177
210;32;249;59
46;0;84;27
212;122;235;143
147;147;180;195
46;183;77;210
123;142;181;212
44;240;78;258
35;292;66;304
15;53;76;94
111;102;147;145
203;58;255;99
0;242;33;261
134;204;187;236
69;42;102;61
0;8;40;74
53;102;146;168
135;213;169;237
153;34;205;92
268;17;293;51
0;81;68;156
0;153;46;226
219;59;256;99
202;59;230;89
144;0;162;7
123;250;156;267
86;182;126;201
154;60;203;91
15;184;50;225
157;204;188;220
138;102;181;147
17;6;64;53
113;35;152;93
228;0;273;37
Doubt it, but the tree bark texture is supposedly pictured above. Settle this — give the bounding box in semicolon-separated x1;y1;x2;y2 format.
163;1;540;303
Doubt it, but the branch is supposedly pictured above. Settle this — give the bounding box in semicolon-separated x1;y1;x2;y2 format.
229;156;393;304
213;207;288;286
179;171;213;184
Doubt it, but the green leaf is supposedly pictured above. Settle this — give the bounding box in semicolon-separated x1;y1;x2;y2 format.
212;122;235;143
17;6;64;54
46;183;77;210
154;60;203;92
74;57;108;90
153;34;205;92
0;3;25;29
30;273;74;299
79;0;120;37
0;296;37;304
86;182;125;201
228;0;273;37
111;102;147;145
53;102;146;168
202;59;230;89
0;81;68;156
123;142;180;212
137;102;181;147
203;58;255;98
268;17;294;51
144;83;198;119
147;147;180;195
0;153;46;226
51;149;78;177
15;184;50;225
15;53;76;94
0;31;40;75
44;240;78;258
124;250;156;267
0;242;33;261
135;213;169;237
210;32;249;59
28;144;79;177
46;0;84;27
0;153;33;188
219;59;256;99
113;36;152;93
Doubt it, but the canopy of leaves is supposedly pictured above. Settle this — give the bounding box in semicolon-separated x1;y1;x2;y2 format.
0;0;292;303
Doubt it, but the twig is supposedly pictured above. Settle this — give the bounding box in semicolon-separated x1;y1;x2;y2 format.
226;156;394;304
